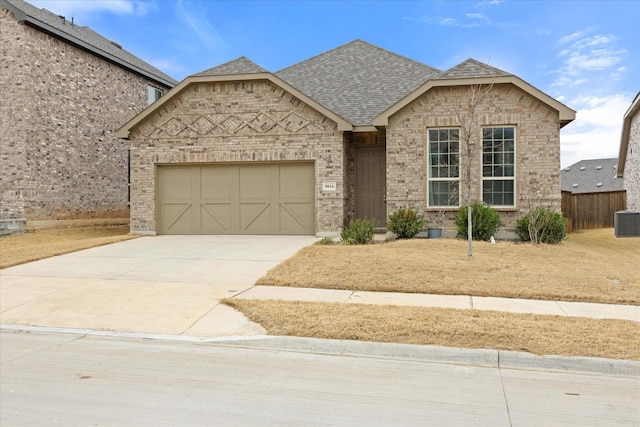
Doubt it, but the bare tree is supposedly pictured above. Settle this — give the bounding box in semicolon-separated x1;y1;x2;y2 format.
452;82;494;257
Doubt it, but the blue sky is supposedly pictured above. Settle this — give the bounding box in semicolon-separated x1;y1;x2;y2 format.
30;0;639;167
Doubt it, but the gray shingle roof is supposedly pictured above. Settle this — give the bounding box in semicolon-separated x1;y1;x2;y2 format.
561;158;624;193
1;0;177;87
194;57;268;76
274;39;442;126
438;58;512;79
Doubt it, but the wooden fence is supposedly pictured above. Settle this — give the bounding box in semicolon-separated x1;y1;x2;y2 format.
561;190;627;233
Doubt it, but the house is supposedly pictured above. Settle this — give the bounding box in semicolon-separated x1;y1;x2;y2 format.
0;0;177;233
116;40;575;236
617;93;640;211
560;158;625;231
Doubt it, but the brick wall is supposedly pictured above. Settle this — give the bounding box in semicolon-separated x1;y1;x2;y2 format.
386;84;561;231
624;109;640;210
0;6;170;223
128;80;345;234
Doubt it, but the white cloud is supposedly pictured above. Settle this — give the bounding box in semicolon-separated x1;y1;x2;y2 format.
466;13;488;20
552;29;626;87
560;94;632;167
175;0;225;51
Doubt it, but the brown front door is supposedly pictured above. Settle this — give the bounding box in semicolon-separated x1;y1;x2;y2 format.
356;145;386;227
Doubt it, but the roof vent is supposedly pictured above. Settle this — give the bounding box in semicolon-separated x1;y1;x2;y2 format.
596;165;602;170
596;183;603;187
572;183;579;188
615;211;640;237
110;40;122;49
564;167;571;171
579;166;586;171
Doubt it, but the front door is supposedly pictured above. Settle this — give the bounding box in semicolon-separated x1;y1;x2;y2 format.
356;145;386;228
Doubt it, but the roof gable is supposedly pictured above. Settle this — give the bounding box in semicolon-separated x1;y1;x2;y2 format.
194;57;268;76
1;0;177;87
275;39;442;127
561;158;624;193
438;58;512;79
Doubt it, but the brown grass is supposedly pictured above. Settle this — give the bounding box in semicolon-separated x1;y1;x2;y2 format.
224;299;640;360
257;228;640;305
0;225;138;269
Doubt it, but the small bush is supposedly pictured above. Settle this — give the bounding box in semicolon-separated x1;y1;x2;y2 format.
516;207;567;244
341;218;375;245
455;201;500;241
315;236;336;245
387;207;426;239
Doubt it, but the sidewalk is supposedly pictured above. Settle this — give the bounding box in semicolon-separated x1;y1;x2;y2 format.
233;285;640;322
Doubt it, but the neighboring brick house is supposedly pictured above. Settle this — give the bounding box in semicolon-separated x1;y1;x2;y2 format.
117;40;575;236
617;93;640;211
561;158;626;231
0;0;176;233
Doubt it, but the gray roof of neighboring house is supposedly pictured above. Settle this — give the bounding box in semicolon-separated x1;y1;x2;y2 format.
274;39;443;126
1;0;177;87
194;57;268;76
561;158;625;193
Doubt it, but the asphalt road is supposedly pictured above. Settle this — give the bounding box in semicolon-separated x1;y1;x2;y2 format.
1;331;638;426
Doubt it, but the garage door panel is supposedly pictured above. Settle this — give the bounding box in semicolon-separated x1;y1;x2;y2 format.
240;203;272;233
162;203;193;234
280;202;313;233
200;166;236;199
280;164;315;198
239;166;272;199
162;167;194;199
158;163;314;235
201;203;232;233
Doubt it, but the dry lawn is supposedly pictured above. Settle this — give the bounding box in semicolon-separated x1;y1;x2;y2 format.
257;228;640;305
0;225;138;269
225;299;640;360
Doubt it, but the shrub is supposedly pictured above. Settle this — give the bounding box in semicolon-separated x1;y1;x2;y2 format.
340;218;375;245
315;236;336;245
387;207;426;239
515;207;567;244
455;201;500;241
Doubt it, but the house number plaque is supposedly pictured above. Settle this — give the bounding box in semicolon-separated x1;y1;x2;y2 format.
322;182;337;191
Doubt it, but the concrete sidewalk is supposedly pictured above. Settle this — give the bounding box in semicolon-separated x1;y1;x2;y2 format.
233;286;640;322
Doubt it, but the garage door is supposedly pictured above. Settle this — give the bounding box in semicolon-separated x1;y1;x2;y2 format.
157;163;315;235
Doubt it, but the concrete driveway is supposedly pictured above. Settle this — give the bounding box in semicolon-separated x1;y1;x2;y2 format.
0;235;318;337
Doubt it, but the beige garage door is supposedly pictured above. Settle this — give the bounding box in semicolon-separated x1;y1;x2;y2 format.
157;163;315;235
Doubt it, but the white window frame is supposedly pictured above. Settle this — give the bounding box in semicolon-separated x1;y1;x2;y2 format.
481;126;516;208
148;86;163;105
427;128;461;208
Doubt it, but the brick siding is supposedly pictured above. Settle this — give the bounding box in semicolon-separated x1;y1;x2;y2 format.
128;80;345;234
386;84;562;231
0;6;170;223
624;110;640;210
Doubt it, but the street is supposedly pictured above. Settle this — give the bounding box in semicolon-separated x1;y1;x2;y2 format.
1;330;638;426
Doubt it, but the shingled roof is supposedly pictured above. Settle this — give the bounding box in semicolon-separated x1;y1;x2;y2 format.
194;57;268;76
275;40;442;126
438;58;512;79
561;158;624;194
1;0;177;87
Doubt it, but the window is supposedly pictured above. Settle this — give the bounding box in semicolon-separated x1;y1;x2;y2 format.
482;126;515;206
148;86;163;105
428;129;460;207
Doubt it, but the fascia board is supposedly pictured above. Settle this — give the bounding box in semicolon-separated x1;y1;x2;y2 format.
116;73;352;139
617;93;640;177
373;76;576;127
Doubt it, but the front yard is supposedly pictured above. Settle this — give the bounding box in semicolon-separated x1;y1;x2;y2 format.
225;229;640;360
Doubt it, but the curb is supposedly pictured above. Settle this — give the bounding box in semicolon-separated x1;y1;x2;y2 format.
3;324;638;378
